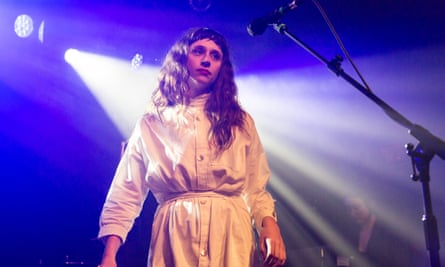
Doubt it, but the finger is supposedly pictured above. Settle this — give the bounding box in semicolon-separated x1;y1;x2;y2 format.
259;236;266;258
267;257;281;267
275;243;284;261
273;257;286;267
267;244;285;267
265;240;287;266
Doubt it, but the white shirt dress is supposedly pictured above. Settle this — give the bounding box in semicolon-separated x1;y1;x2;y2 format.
98;94;277;267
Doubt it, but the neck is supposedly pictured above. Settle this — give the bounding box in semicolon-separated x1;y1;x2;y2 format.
188;76;211;98
190;87;211;98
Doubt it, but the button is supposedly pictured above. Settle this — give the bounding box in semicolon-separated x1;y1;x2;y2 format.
197;155;204;161
200;249;206;256
196;116;201;121
199;200;207;205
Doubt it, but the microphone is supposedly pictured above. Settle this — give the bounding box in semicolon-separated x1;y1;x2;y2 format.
247;0;301;36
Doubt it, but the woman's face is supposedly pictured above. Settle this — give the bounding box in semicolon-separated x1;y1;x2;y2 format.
186;38;223;96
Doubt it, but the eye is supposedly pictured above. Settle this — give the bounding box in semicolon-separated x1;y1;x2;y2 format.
210;51;222;61
191;46;205;56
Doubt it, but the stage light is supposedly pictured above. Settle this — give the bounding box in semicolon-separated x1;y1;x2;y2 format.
14;14;34;38
64;48;80;64
189;0;212;12
65;49;159;136
38;20;45;43
131;53;143;69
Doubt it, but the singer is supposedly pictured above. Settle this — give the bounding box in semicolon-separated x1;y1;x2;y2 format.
97;27;287;267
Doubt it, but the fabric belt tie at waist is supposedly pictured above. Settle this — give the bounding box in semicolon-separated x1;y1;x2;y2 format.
159;191;240;205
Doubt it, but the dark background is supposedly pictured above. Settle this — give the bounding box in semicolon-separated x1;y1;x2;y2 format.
1;0;445;266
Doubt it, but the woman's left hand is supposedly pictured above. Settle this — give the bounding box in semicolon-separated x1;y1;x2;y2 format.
259;216;287;267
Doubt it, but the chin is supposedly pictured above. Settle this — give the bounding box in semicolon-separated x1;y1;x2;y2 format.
195;76;212;84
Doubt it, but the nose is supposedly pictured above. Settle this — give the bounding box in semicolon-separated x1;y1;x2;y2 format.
201;61;210;68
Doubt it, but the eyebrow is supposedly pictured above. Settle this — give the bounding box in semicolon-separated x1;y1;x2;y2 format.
192;44;221;53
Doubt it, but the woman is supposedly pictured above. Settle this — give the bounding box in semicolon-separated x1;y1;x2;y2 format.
98;27;286;267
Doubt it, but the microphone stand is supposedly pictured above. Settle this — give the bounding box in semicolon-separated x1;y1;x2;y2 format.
270;22;444;267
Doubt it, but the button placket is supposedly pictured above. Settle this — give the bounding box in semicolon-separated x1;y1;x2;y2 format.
198;197;210;266
194;111;209;189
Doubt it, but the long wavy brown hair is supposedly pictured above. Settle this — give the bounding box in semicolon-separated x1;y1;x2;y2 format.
150;27;246;152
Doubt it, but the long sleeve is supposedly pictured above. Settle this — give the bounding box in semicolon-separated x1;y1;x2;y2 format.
98;120;151;243
97;100;277;266
243;114;277;232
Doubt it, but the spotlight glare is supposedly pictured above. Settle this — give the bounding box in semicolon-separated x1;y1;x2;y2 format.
65;49;159;136
38;20;45;43
131;53;143;69
14;14;34;38
189;0;212;12
64;48;80;64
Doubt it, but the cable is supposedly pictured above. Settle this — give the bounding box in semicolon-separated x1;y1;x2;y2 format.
310;0;373;92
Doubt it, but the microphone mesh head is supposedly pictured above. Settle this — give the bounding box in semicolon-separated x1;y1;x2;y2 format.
247;18;268;36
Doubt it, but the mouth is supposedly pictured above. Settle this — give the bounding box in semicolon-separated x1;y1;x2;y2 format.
196;69;211;76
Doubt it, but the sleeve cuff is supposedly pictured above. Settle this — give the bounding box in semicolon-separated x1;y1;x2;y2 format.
253;210;277;233
98;224;129;243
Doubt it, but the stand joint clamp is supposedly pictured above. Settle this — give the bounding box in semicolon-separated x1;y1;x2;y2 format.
327;55;343;76
405;142;433;182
